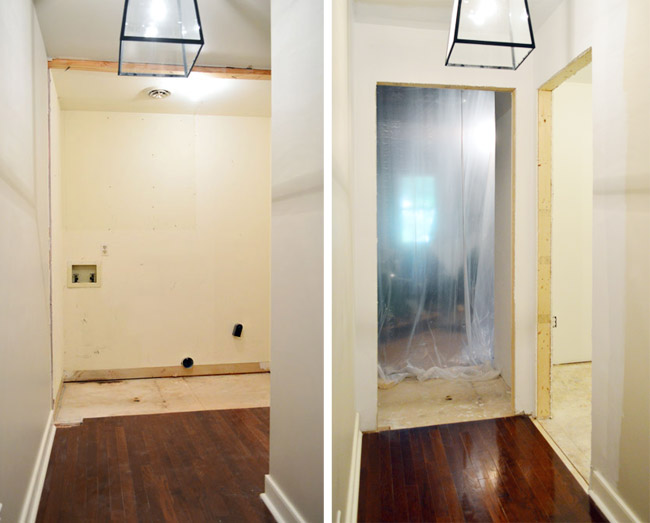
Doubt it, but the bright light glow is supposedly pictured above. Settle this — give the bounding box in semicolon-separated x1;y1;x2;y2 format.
467;0;498;26
149;0;167;22
468;117;496;155
401;176;436;244
183;75;216;102
161;73;231;103
144;25;158;38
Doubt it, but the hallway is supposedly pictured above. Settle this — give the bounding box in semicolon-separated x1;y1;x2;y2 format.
358;416;606;522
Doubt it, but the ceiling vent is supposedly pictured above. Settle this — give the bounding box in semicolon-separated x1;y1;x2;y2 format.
148;88;171;99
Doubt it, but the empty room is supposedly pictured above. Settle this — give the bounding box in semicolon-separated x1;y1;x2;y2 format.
1;0;324;521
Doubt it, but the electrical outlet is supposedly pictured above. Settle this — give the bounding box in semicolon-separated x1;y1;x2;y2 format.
101;244;108;256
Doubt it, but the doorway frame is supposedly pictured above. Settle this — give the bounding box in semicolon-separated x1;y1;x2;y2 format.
536;48;592;418
376;82;517;416
46;58;272;409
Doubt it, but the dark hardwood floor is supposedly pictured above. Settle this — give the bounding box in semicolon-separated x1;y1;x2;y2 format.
358;415;607;522
36;407;274;522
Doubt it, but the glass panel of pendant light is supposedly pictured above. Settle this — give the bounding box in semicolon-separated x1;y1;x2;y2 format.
446;0;535;70
119;0;204;77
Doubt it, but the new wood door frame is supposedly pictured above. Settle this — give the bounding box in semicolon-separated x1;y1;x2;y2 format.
536;49;592;418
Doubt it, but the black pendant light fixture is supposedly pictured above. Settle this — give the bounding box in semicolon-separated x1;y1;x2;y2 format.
446;0;535;70
119;0;204;77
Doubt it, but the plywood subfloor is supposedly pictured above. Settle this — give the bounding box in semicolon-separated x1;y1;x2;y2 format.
358;415;606;522
55;373;270;425
37;408;274;522
378;376;513;430
538;362;591;481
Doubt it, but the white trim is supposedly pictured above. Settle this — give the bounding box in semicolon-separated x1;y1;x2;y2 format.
590;470;642;523
343;412;362;523
19;410;55;523
260;475;307;523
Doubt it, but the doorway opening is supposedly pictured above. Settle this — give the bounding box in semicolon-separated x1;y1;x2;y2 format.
47;66;272;425
375;83;515;430
536;49;593;485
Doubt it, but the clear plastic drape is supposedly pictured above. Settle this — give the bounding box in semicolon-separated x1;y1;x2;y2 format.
377;85;499;384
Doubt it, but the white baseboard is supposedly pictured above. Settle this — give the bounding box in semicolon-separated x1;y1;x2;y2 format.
19;410;55;523
342;412;362;523
260;475;306;523
590;470;642;523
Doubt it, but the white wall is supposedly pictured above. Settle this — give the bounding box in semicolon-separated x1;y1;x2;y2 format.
551;80;592;365
350;22;537;430
348;4;649;517
494;91;513;388
0;2;52;521
332;0;359;520
55;110;270;373
535;0;648;519
265;1;324;521
50;78;65;400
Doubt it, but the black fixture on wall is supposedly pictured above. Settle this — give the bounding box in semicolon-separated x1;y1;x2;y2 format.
118;0;204;77
232;324;243;337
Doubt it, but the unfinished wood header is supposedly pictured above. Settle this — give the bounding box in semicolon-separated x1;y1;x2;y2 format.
377;81;515;92
48;58;271;81
539;48;591;91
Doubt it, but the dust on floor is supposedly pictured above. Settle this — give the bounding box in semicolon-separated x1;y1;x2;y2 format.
55;373;270;425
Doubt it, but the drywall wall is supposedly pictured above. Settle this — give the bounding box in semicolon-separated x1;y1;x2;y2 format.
333;0;359;520
551;80;592;365
350;21;537;430
494;91;513;388
50;78;65;401
0;2;52;521
57;110;270;372
264;1;324;522
535;0;649;519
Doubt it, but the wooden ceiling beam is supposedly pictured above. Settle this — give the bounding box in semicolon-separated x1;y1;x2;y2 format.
48;58;271;80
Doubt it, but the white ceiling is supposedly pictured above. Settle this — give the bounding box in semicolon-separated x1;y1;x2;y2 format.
40;0;563;117
353;0;564;32
34;0;271;69
51;69;271;117
35;1;561;69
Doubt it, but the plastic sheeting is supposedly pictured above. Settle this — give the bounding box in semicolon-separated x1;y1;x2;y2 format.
377;85;499;384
